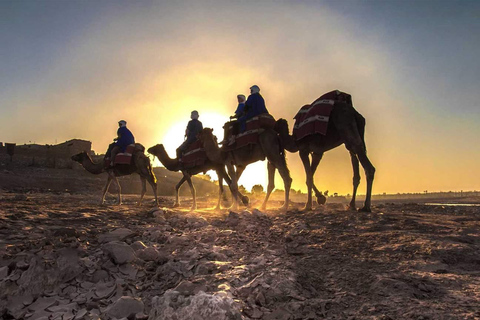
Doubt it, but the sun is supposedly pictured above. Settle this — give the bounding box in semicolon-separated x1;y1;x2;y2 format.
156;111;268;192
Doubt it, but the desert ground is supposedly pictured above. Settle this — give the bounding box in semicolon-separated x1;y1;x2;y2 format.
0;168;479;320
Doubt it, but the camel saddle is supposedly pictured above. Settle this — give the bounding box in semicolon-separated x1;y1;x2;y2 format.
105;143;145;167
223;114;276;150
293;90;342;141
180;140;207;168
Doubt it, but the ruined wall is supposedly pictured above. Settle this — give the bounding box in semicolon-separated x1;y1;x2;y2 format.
0;139;91;169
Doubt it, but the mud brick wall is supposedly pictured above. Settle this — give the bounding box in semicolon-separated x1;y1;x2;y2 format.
0;139;91;169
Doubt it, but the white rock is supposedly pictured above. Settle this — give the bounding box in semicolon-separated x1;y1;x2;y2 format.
149;290;242;320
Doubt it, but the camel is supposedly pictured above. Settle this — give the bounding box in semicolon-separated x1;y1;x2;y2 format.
197;127;292;211
274;91;375;212
147;144;247;210
71;147;158;206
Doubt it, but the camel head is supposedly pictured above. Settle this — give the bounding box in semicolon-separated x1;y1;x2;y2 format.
197;128;216;146
274;118;290;135
147;144;165;159
71;151;90;163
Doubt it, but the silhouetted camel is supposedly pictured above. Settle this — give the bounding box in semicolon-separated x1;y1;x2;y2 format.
198;127;292;211
275;91;375;212
71;147;158;206
147;144;247;210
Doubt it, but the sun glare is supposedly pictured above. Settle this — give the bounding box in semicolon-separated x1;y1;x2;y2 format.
155;111;268;192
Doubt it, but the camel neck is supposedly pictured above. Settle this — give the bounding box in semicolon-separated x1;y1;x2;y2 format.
81;157;105;175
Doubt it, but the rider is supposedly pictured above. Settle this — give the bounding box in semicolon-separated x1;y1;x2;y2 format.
230;94;246;120
176;110;203;159
238;85;269;132
106;120;135;164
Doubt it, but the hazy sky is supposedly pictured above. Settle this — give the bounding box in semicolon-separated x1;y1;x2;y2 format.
1;0;479;194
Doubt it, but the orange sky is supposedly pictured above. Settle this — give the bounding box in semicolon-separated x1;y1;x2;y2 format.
1;1;479;194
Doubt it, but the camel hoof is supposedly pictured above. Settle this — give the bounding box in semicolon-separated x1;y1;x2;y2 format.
241;196;250;206
358;206;371;213
173;203;180;208
279;203;288;211
347;204;357;211
316;194;327;205
260;205;267;211
190;206;197;211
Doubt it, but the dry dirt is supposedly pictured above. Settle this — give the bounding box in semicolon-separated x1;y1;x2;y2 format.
0;190;479;320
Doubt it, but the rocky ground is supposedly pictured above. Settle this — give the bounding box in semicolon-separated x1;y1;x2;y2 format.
0;190;479;320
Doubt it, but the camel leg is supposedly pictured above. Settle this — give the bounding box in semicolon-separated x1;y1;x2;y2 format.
101;176;113;205
113;176;122;205
348;151;361;211
138;176;147;206
215;171;224;210
233;166;249;206
261;161;276;211
174;176;187;207
183;172;197;211
277;160;292;211
148;178;159;206
226;163;239;210
310;152;326;205
300;150;313;211
356;151;375;212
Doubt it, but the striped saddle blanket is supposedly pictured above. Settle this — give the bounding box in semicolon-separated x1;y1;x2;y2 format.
181;140;207;168
224;114;275;150
293;91;340;141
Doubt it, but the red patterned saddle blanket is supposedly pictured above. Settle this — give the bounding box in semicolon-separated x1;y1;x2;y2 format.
104;144;136;167
224;114;275;150
293;91;339;141
181;140;207;168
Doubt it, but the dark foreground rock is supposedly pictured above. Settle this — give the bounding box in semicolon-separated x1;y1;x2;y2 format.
0;193;479;319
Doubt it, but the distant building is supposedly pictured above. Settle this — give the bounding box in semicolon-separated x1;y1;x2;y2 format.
0;139;92;169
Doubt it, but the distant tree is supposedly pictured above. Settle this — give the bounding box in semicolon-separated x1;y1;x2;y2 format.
239;185;247;194
290;188;297;195
333;192;338;197
324;190;329;197
252;184;264;195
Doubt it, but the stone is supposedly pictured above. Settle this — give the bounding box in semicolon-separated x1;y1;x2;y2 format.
0;265;8;279
107;296;144;319
131;241;147;252
137;247;160;262
173;280;207;296
91;270;109;283
28;296;57;312
98;228;134;243
102;241;136;264
149;291;242;320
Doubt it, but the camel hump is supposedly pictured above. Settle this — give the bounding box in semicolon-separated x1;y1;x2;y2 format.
133;143;145;153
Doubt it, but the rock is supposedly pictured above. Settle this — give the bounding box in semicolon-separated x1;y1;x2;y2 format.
149;290;242;320
153;210;166;223
226;211;240;227
137;247;161;262
28;296;57;312
107;296;144;319
91;270;109;283
98;228;134;243
102;241;136;264
131;241;147;252
252;209;266;218
173;280;207;296
0;265;9;279
53;227;78;238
